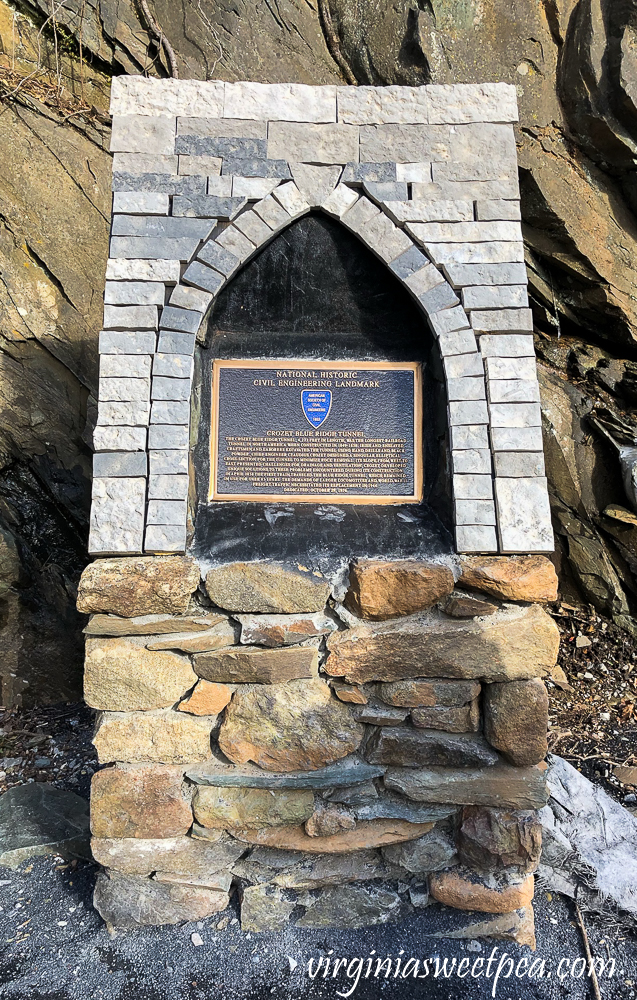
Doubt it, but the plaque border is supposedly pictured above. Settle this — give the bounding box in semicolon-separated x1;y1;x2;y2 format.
209;359;423;504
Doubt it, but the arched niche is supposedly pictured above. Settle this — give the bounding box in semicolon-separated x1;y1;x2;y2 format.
189;213;454;570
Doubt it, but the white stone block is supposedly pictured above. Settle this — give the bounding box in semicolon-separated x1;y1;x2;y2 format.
105;259;181;283
148;425;190;450
453;473;493;500
359;124;450;163
216;226;256;261
476;200;521;221
416;241;526;266
145;524;187;553
385;200;474;224
450;424;489;450
337;86;428;124
272;182;311;219
427;83;518;124
438;329;478;356
407;221;521;243
441;124;519;181
110;115;176;155
110;77;224;117
99;331;156;354
359;213;412;263
112;153;178;176
148;474;189;500
489;402;541;428
449;400;489;425
234;211;274;246
268;122;359;164
491;426;543;451
151;376;191;401
321;184;359;219
100;355;152;379
177;117;267;139
151;400;190;424
96;401;150;426
112;192;170;215
153;353;194;378
232;176;279;200
89;477;146;555
93;425;147;452
488;379;540;404
446;377;486;401
494;452;545;478
444;262;527;287
253;193;292;231
414;178;520;202
462;285;528;310
495;478;554;553
471;308;533;333
429;306;470;336
289;164;342;207
104;282;165;306
207;175;233;197
444;353;484;379
479;335;535;358
455;499;497;525
396;162;431;183
99;377;150;402
147;500;188;525
485;356;537;380
179;155;222;176
341;196;381;234
455;524;498;553
169;285;213;312
103;304;158;330
149;449;189;475
404;263;445;297
452;449;492;474
224;82;337;122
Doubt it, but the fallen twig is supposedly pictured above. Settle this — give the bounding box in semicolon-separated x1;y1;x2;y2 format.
574;901;603;1000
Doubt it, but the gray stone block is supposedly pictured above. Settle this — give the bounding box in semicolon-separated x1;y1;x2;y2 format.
151;400;190;424
471;308;533;333
182;261;225;295
153;353;193;377
109;237;203;261
452;449;492;475
145;524;187;553
175;135;266;158
148;425;189;450
446;377;486;402
417;282;459;314
232;177;279;199
437;329;478;356
489;402;541;428
99;377;150;402
429;306;470;336
96;401;150;426
450;424;489;450
359;124;450;163
99;330;156;354
110;115;176;155
177;117;267;138
479;335;535;358
449;400;489;425
341;162;397;183
103;304;158;329
152;376;191;401
267;122;359;164
455;525;498;553
112;216;215;239
495;478;553;554
490;426;543;451
234;211;274;247
363;181;409;202
223;82;337;123
444;353;484;379
485;356;537;380
112;192;169;215
455;499;497;525
404;262;446;298
462;285;528;310
93;451;148;477
208;176;233;197
149;449;188;475
216;226;256;261
221;157;291;178
390;246;431;280
105;259;181;283
100;354;152;378
112;154;178;176
159;306;202;334
453;473;493;500
476;199;521;221
178;155;222;176
146;499;188;525
148;475;189;500
93;425;147;452
104;281;165;306
358;212;412;263
156;331;197;355
169;285;213;312
487;379;540;404
89;477;145;555
112;173;206;195
172;195;247;220
423;242;525;267
493;452;545;478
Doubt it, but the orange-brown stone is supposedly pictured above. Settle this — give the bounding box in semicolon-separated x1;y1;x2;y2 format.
77;556;200;616
458;556;558;603
178;680;234;716
344;560;454;620
483;678;549;766
429;868;535;913
90;766;192;839
232;819;436;853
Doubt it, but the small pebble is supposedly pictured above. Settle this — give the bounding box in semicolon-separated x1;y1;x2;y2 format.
191;932;204;946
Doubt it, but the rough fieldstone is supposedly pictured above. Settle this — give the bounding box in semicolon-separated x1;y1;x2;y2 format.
231;818;436;853
354;792;454;825
93;711;215;764
177;680;234;716
237;612;336;647
384;763;549;809
354;701;409;726
305;801;356;837
90;766;192;838
272;850;392;889
365;729;499;768
145;623;236;653
186;755;383;790
332;682;367;704
90;833;247;876
84;637;197;711
411;702;480;733
240;883;296;933
194;645;317;684
218;678;364;772
444;594;498;617
432;906;536;950
94;871;228;928
382;827;457;873
380;679;481;708
457;807;542;873
0;784;89;869
326;604;559;684
429;867;534;913
458;555;558;602
77;556;200;616
298;885;403;929
205;562;330;613
483;679;549;766
192;785;314;830
344;560;454;620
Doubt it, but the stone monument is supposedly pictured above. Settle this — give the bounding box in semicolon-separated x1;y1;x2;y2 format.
78;78;559;938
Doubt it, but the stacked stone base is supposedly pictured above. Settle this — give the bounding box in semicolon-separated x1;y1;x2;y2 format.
78;553;559;941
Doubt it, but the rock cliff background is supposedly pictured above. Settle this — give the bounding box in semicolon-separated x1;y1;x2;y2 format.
2;0;637;705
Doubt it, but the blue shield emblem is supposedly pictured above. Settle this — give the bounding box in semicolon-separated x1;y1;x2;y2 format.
301;390;332;428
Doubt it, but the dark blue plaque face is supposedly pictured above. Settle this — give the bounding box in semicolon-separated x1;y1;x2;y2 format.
210;361;423;503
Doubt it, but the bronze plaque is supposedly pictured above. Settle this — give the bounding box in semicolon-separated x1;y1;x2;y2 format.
209;360;423;503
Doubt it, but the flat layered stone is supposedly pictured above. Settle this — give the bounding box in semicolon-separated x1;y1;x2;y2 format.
457;807;542;873
240;883;296;933
431;906;536;950
84;612;226;636
429;867;534;913
91;833;246;876
93;711;215;764
380;679;481;708
332;682;368;704
192;786;314;830
84;638;197;711
218;678;364;772
90;766;192;838
354;793;454;825
458;555;558;602
411;702;480;733
145;623;236;653
444;594;498;618
273;850;392;889
384;763;549;809
344;560;454;620
237;612;336;647
365;729;499;768
205;562;330;613
354;701;409;726
326;604;560;684
77;557;200;616
231;818;436;853
382;828;457;872
483;679;549;766
297;885;402;929
0;785;89;869
186;755;383;789
305;801;355;837
153;871;232;891
94;871;228;928
177;681;234;716
194;645;317;684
